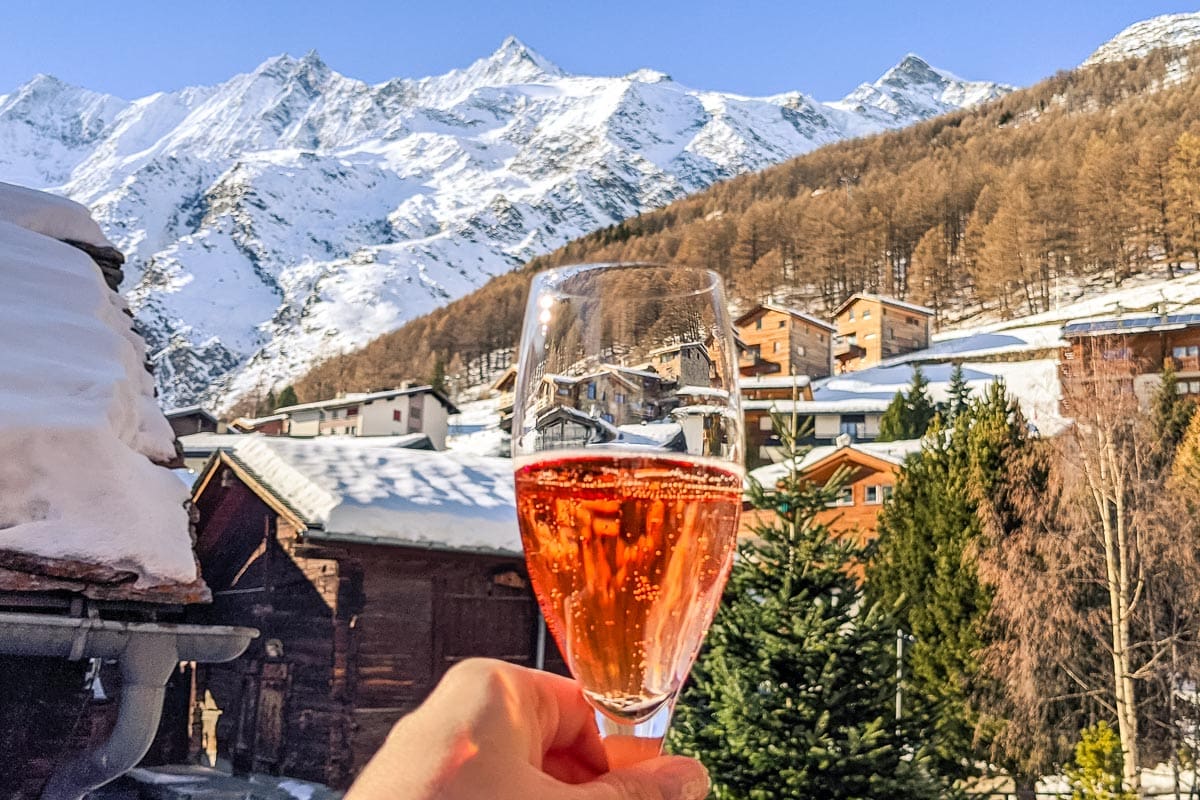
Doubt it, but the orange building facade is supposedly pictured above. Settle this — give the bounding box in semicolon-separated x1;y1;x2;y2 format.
833;294;933;373
743;440;921;545
734;303;836;379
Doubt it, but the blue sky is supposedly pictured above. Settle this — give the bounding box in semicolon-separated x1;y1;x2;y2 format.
0;1;1194;99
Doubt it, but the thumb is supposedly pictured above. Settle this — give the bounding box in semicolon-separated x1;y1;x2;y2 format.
573;756;711;800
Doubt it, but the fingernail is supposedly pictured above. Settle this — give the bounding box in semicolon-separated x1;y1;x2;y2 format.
649;758;710;800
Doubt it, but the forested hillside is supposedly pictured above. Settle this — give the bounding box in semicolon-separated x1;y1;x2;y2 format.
289;42;1200;407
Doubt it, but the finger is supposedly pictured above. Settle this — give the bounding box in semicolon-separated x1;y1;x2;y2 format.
547;756;711;800
515;666;608;772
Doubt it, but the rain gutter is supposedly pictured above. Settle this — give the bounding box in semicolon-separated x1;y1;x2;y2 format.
0;612;257;800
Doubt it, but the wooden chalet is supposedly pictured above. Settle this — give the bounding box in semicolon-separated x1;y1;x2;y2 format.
833;294;934;373
734;303;836;379
1060;311;1200;407
745;438;923;552
184;437;564;787
165;405;222;437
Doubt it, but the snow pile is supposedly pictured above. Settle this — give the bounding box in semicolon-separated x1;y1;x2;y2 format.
227;436;521;555
447;395;508;457
0;185;196;585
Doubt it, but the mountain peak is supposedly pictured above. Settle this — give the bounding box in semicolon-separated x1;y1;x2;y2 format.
480;35;562;79
1084;11;1200;66
878;53;947;86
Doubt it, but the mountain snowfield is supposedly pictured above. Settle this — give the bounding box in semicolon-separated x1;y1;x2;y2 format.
0;39;1016;409
1084;10;1200;65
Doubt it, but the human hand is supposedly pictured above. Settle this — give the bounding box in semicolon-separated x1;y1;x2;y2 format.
346;658;710;800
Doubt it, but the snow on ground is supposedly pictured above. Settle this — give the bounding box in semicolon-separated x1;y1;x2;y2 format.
226;436;521;555
446;394;508;457
0;184;196;585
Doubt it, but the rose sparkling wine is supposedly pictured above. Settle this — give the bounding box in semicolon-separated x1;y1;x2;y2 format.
512;262;743;767
515;452;741;763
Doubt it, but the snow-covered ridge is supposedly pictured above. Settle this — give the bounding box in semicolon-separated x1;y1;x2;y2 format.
1;40;1011;409
1084;11;1200;66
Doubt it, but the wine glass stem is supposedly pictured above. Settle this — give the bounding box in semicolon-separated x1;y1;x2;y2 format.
594;702;674;769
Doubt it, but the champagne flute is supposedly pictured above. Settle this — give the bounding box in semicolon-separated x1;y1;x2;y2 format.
511;263;743;768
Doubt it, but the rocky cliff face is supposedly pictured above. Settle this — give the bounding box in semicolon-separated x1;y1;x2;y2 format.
1;39;1011;408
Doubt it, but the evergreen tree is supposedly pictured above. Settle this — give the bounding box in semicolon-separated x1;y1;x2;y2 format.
275;385;298;410
1149;363;1195;474
671;420;944;800
946;362;971;421
429;358;447;393
877;366;937;442
868;382;1040;784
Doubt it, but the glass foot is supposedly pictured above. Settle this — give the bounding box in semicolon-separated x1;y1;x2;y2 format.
594;701;674;769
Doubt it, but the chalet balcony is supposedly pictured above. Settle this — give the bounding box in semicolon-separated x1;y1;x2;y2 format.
1172;355;1200;373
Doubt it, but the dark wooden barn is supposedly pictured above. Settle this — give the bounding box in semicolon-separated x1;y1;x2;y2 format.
184;439;563;788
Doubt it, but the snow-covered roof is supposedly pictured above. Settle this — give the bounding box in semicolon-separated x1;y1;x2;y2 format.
214;437;521;555
739;375;813;390
275;385;459;415
833;293;935;318
232;412;288;426
165;405;218;422
742;397;893;414
749;439;924;486
1062;311;1200;337
676;385;731;398
0;183;199;592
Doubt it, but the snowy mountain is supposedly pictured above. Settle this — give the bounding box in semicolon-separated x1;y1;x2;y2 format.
0;39;1012;408
1084;11;1200;66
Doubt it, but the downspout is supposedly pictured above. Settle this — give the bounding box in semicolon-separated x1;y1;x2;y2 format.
0;612;257;800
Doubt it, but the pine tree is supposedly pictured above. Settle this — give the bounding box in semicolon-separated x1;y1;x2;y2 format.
429;358;447;393
275;385;298;410
868;382;1040;784
945;363;971;421
671;419;944;800
877;366;937;442
1149;363;1195;474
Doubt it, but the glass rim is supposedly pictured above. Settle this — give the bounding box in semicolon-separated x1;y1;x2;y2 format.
532;262;723;301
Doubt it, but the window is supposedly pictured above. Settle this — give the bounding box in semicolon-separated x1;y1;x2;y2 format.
393;409;402;422
818;333;824;342
756;318;763;330
779;320;786;328
1174;346;1187;359
759;415;774;431
773;342;781;353
862;309;871;320
1178;382;1189;395
848;311;855;321
865;486;883;505
882;486;894;501
908;316;919;326
826;487;854;507
615;393;626;404
1192;381;1200;395
660;354;671;363
1190;346;1200;357
587;383;597;400
348;427;357;436
796;346;806;356
865;332;876;340
347;406;358;417
839;415;867;440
